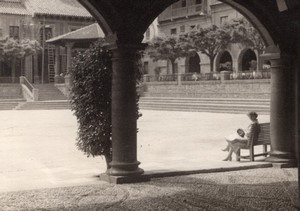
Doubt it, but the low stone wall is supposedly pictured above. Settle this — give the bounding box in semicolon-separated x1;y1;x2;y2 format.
0;84;23;99
144;79;271;99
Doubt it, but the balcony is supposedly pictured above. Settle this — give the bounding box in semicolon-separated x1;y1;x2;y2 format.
158;5;203;22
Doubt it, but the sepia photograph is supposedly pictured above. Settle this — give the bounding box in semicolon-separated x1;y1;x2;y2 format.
0;0;300;210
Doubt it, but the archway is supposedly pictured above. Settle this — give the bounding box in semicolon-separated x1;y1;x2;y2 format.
240;49;257;71
76;1;299;187
216;51;233;72
187;53;201;73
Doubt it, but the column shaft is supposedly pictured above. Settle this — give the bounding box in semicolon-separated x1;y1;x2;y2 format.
108;45;143;176
54;46;60;83
266;54;296;163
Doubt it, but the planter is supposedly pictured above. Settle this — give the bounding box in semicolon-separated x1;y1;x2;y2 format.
220;71;231;81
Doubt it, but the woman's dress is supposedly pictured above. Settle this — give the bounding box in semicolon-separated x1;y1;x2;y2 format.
225;120;260;153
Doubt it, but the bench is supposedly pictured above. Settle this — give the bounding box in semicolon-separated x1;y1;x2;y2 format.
236;123;270;161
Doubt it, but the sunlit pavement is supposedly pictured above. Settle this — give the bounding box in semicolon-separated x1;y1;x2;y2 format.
0;110;271;192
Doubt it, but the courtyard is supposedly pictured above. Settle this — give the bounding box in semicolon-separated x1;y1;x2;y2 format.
0;109;271;192
0;110;298;210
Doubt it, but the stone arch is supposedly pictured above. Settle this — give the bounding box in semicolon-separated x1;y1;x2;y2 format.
77;0;113;37
215;50;233;72
238;48;258;71
74;0;300;181
219;0;275;47
186;52;201;73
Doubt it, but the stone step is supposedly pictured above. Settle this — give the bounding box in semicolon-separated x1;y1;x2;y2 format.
143;92;270;99
0;102;20;110
34;84;67;101
140;97;270;105
139;106;270;115
18;101;71;110
140;105;269;114
139;97;270;114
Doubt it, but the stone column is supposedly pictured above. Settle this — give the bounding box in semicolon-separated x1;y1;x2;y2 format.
104;44;145;182
262;46;296;164
33;55;39;83
54;46;61;83
66;42;74;74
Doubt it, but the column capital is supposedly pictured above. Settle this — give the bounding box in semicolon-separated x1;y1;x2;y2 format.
260;45;280;61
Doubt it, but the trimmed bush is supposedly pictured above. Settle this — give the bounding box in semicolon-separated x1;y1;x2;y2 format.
70;40;141;169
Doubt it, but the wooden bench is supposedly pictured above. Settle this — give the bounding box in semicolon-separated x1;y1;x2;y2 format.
236;123;270;161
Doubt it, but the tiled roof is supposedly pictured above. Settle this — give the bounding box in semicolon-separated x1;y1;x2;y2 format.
46;23;104;45
24;0;92;18
0;1;30;16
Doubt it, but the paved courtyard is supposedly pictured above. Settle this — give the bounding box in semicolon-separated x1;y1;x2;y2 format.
0;110;299;210
0;110;272;193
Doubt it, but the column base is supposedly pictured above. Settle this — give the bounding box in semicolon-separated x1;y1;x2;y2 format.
34;76;40;84
265;151;296;164
100;173;150;184
108;161;144;176
293;199;300;210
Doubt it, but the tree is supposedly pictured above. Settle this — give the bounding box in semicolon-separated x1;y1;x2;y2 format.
184;25;231;72
0;38;42;81
225;18;265;53
224;18;265;69
146;36;190;74
70;40;142;170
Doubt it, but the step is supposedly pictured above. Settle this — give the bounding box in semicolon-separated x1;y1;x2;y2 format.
140;98;270;105
0;102;20;110
139;106;270;115
18;101;71;110
143;93;270;99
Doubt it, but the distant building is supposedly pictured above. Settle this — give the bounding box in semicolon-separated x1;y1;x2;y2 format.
0;0;94;83
142;0;264;76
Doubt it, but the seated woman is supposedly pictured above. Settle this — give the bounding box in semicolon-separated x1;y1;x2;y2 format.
222;111;260;161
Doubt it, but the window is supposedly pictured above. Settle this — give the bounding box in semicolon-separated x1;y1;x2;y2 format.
196;0;202;4
181;0;186;7
220;16;228;25
9;26;19;39
190;25;196;30
145;28;150;40
0;28;3;38
170;28;177;35
180;25;185;33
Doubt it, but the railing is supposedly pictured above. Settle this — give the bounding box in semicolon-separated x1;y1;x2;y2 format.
143;70;271;83
0;77;19;83
181;72;221;81
231;71;271;80
20;76;38;101
143;74;177;82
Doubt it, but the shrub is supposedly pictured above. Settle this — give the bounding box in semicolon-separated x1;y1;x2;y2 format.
70;40;141;169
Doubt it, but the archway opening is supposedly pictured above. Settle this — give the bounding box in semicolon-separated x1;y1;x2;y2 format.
188;53;201;73
241;49;257;71
218;51;233;72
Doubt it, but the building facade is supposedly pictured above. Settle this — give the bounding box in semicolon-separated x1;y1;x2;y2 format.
142;0;265;77
0;0;94;83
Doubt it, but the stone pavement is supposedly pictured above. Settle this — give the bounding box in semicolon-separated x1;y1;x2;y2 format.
0;110;298;210
0;110;272;193
0;168;298;210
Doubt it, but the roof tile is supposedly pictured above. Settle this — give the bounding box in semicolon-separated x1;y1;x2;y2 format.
24;0;92;18
0;1;30;16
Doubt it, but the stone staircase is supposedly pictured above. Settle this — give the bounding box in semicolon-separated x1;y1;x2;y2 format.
139;97;270;114
0;99;26;110
34;84;67;101
16;84;70;110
